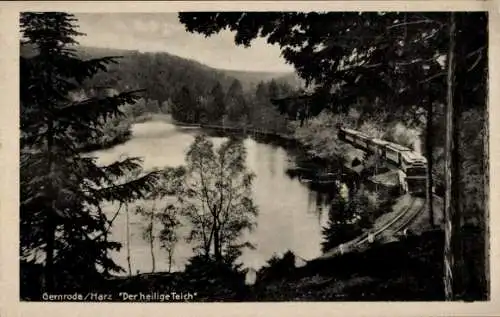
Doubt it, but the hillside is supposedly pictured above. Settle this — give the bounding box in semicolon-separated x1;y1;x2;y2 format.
75;46;303;95
75;46;140;58
222;69;304;90
78;46;304;90
21;44;303;103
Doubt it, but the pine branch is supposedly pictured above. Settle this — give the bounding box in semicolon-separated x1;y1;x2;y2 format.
55;56;123;84
101;157;144;180
95;170;161;203
54;90;144;125
94;202;124;241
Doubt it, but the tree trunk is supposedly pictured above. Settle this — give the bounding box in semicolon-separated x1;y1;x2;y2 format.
168;250;173;273
126;203;132;276
444;12;456;301
483;65;490;299
205;220;215;259
426;98;435;227
44;211;56;292
43;121;56;292
452;14;466;300
150;206;155;273
213;220;221;261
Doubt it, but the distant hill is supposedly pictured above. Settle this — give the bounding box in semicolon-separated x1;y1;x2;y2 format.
75;46;304;93
21;44;304;104
221;69;304;91
75;46;140;58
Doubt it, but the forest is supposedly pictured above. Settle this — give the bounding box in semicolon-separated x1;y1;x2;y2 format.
177;11;488;301
76;44;301;129
20;11;488;302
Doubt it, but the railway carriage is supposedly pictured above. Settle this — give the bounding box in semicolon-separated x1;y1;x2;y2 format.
338;126;373;151
401;151;428;194
405;175;427;194
367;138;379;153
385;143;412;167
337;125;428;194
401;151;427;176
354;133;371;149
338;127;359;143
370;138;389;157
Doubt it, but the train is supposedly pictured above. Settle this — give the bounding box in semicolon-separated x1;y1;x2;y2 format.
337;125;427;194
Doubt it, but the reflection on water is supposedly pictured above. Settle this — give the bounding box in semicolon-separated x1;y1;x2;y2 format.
91;121;332;275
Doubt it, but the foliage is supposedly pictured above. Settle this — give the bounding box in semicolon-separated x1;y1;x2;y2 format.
98;229;485;301
166;135;258;262
249;80;290;133
20;12;161;295
135;193;180;273
256;251;297;284
383;122;421;149
202;82;226;124
178;11;486;187
460;109;486;224
224;79;248;124
321;188;381;253
155;168;186;272
293;110;361;164
170;85;199;123
182;254;249;301
321;195;359;253
78;45;299;134
179;12;485;114
67;89;134;151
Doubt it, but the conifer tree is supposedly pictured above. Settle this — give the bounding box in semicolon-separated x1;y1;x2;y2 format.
206;82;226;124
321;195;363;253
225;79;247;124
20;12;160;295
171;85;198;123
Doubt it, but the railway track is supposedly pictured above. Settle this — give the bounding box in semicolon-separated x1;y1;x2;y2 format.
354;196;421;247
314;195;424;261
391;199;426;234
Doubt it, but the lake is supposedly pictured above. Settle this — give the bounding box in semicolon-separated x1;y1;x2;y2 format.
92;120;333;275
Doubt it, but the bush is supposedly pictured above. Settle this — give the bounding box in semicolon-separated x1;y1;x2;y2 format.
384;122;420;149
181;255;249;301
293;110;361;163
256;251;297;285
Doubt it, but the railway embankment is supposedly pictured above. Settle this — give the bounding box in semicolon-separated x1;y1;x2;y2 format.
309;188;444;263
311;194;422;261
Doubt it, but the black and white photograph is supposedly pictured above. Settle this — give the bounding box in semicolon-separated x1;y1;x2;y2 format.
17;6;490;305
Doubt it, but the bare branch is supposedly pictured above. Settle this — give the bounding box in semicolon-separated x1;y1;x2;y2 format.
466;46;486;59
387;19;442;30
419;71;446;84
93;202;123;241
467;51;483;72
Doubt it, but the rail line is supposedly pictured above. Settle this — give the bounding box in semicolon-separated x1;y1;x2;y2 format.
391;200;426;234
314;195;421;261
356;196;420;246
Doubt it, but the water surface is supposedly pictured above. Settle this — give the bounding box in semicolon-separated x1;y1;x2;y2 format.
92;121;331;274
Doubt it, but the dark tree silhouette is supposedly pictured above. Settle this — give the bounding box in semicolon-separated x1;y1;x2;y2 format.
20;12;160;296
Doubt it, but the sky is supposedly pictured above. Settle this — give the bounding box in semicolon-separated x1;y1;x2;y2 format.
73;13;294;73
